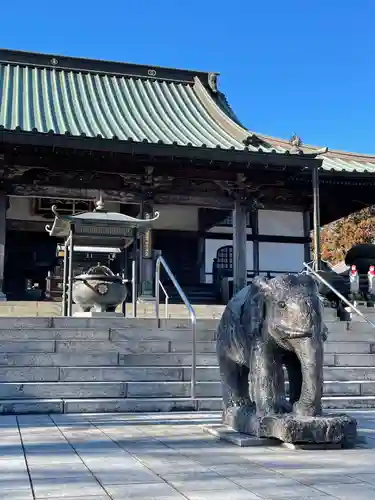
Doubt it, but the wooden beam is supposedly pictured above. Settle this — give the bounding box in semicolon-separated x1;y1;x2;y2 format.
8;184;234;209
9;184;141;203
155;193;233;209
233;199;247;294
6;220;49;233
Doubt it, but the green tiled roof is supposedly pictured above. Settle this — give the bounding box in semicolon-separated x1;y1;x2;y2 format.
0;49;288;154
258;134;375;174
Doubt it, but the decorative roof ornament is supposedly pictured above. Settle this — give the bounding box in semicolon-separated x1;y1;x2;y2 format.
208;73;218;93
289;134;329;157
290;134;303;152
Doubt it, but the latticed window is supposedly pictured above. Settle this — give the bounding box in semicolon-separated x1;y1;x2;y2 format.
216;245;233;270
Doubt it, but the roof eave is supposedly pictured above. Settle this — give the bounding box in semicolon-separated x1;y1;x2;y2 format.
0;129;323;169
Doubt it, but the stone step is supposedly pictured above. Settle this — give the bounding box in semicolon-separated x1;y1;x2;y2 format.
1;395;375;414
0;328;216;342
0;366;198;382
56;340;217;354
1;337;374;356
0;339;217;354
121;380;375;398
0;303;226;319
0;382;127;398
2;365;375;383
0;317;219;330
326;322;375;337
334;354;375;366
0;353;120;367
1;316;375;341
5;379;375;400
323;366;375;381
0;380;373;400
0;352;345;369
322;341;373;354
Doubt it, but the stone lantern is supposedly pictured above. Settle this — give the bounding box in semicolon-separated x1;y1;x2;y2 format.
45;198;159;316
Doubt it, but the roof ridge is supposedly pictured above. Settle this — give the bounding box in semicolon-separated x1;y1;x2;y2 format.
0;48;218;87
258;133;375;160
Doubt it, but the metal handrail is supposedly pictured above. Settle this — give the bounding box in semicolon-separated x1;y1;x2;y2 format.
158;280;169;320
155;255;197;400
303;262;375;329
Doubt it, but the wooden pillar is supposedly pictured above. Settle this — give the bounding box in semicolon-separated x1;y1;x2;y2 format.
139;200;154;300
251;207;259;275
303;210;312;263
0;193;6;300
312;166;321;270
233;199;247;294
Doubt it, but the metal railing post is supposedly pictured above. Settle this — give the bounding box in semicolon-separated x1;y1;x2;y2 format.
67;232;74;317
154;255;197;402
62;239;69;316
155;258;161;328
131;259;137;318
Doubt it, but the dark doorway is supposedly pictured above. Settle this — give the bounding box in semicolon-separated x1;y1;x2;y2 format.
4;231;58;300
153;230;199;285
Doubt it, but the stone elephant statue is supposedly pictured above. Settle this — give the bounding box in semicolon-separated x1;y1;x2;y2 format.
216;273;328;418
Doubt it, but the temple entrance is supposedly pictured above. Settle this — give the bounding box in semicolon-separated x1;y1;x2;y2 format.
4;231;58;300
153;230;199;285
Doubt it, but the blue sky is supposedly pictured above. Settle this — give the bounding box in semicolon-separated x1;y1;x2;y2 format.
2;1;374;153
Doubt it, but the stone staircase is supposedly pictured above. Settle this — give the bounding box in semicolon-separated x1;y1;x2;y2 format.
0;306;373;413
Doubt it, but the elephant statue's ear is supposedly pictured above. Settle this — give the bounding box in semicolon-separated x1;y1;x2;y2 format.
252;276;273;295
240;277;270;338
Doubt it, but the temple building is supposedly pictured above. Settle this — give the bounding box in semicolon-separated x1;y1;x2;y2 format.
1;48;375;302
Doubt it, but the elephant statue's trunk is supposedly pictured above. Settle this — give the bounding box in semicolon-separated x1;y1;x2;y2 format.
292;338;323;417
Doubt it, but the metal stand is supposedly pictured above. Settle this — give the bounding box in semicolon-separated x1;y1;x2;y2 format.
47;199;159;317
312;166;321;271
67;229;74;316
131;258;137;317
62;236;69;316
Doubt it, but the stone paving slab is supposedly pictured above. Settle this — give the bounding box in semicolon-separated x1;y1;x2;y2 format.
2;410;375;498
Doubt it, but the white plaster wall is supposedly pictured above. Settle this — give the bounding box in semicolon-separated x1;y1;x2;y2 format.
258;242;304;273
258;210;304;237
152;205;198;231
6;196;120;221
208;225;252;234
205;238;253;283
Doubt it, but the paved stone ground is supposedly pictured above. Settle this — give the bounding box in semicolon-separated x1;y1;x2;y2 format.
2;411;375;499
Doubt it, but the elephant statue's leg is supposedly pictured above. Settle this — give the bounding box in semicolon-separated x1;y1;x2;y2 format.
218;355;253;409
292;340;324;417
251;340;281;415
283;351;302;407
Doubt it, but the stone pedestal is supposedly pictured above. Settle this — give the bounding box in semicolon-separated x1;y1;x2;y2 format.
223;407;357;448
73;311;123;318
